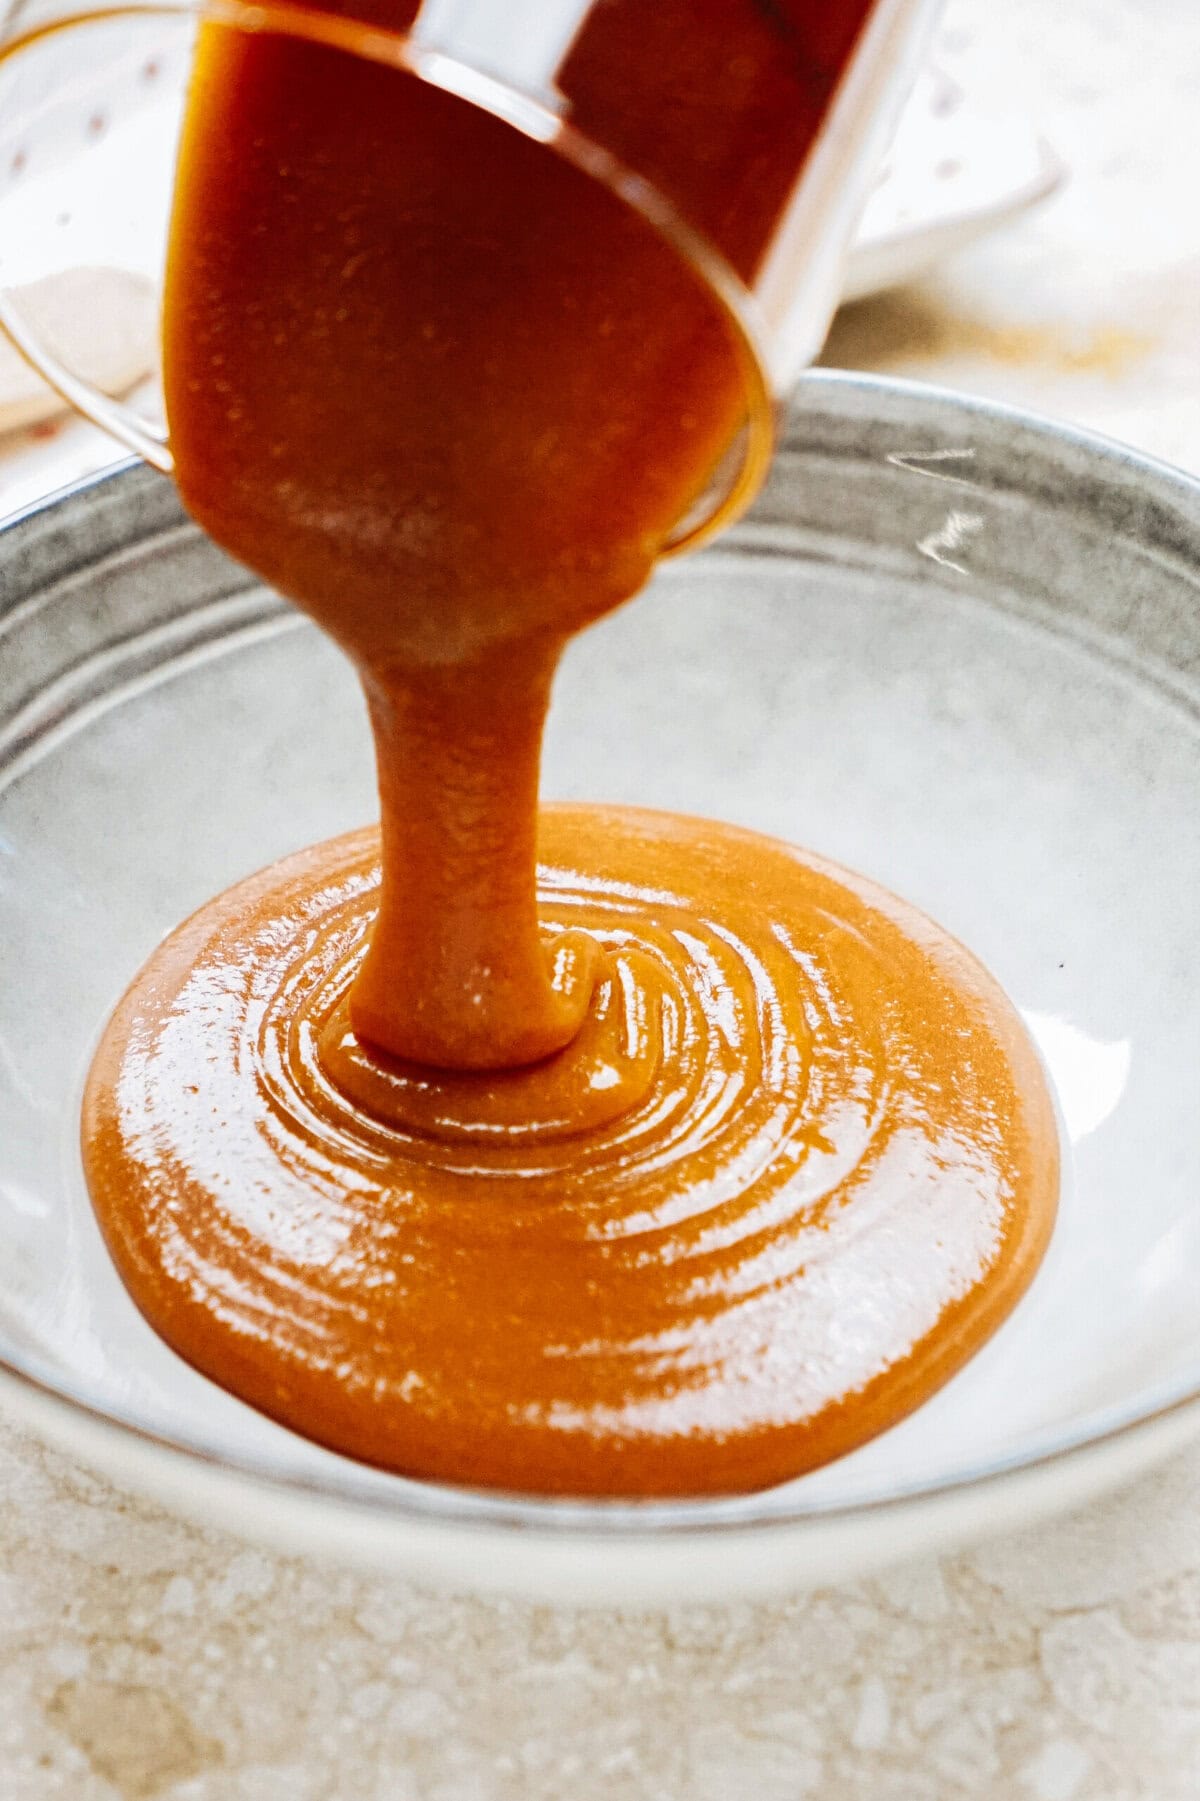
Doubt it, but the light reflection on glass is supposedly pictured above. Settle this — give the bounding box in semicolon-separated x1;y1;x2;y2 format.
1023;1009;1130;1143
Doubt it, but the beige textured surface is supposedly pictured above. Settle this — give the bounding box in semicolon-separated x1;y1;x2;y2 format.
2;0;1199;1795
1;1419;1198;1801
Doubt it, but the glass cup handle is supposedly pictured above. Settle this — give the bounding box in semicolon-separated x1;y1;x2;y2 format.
0;284;174;472
0;2;177;466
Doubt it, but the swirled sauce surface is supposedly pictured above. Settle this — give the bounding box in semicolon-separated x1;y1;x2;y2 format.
82;0;1058;1495
83;808;1057;1496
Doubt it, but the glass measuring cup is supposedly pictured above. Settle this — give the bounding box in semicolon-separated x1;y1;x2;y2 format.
0;0;940;549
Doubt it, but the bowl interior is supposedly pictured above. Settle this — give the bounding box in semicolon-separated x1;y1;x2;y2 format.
1;374;1198;1526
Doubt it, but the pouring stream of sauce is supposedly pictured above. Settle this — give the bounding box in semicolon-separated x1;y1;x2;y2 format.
82;0;1058;1495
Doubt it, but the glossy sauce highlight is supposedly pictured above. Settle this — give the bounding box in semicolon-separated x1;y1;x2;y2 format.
82;0;1058;1495
83;809;1057;1495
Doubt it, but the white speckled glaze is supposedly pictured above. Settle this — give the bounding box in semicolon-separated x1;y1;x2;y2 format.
0;370;1197;1605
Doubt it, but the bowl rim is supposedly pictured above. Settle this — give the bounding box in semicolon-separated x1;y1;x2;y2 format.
1;365;1198;1544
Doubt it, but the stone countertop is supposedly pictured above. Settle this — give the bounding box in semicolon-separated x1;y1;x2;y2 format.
2;0;1199;1796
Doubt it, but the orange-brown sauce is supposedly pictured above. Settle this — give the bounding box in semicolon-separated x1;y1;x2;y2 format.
84;808;1057;1495
81;0;1058;1495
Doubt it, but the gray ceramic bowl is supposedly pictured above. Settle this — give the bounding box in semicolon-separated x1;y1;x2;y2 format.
0;371;1197;1605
